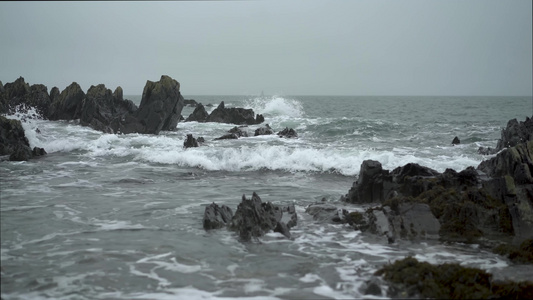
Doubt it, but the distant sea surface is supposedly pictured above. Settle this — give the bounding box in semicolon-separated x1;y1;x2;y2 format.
1;95;532;299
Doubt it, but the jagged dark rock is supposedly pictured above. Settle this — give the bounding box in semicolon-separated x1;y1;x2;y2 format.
203;203;234;230
206;101;263;125
343;138;533;245
254;124;273;136
79;84;137;133
0;116;46;161
496;116;533;150
185;103;209;122
122;75;185;134
228;192;296;241
183;134;199;148
0;77;51;117
452;136;460;145
277;127;298;138
47;82;85;121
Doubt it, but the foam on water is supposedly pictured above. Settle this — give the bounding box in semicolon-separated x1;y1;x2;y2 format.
244;96;305;118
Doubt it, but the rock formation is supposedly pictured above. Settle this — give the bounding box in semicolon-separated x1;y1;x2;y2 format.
341;139;533;245
0;116;46;161
185;103;209;122
206;101;264;125
202;192;298;241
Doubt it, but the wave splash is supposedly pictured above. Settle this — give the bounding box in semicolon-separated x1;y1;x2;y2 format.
244;96;305;118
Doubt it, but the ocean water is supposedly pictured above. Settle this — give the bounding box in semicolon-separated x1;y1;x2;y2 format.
1;95;532;299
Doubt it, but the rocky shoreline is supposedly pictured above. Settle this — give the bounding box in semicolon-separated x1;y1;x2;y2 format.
2;76;532;297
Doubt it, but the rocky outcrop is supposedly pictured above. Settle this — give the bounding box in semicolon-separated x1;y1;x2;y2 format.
121;75;185;134
185;103;209;122
203;192;298;241
342;143;533;245
479;116;533;155
0;77;51;117
496;117;533;150
277;127;298;138
0;116;46;161
229;192;297;240
79;84;137;133
206;101;264;125
2;75;185;135
47;82;85;121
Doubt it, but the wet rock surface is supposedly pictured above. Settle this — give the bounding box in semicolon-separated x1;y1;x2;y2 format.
0;116;46;161
203;192;297;241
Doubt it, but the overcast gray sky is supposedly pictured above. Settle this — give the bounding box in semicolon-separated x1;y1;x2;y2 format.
1;0;531;96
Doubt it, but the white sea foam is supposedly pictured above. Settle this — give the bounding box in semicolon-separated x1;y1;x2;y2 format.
244;96;305;118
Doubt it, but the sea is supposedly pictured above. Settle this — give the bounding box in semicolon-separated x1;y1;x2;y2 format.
1;95;532;299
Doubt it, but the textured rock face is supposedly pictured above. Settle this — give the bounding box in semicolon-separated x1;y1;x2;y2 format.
0;116;46;161
496;117;533;150
479;116;533;155
130;75;184;134
80;84;137;133
0;77;51;117
228;192;297;241
343;139;533;244
47;82;85;120
203;203;234;230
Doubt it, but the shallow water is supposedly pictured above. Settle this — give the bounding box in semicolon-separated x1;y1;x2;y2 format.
1;95;532;299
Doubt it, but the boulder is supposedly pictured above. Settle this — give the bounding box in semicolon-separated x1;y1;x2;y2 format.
228;192;296;241
183;134;199;148
185;103;209;122
277;127;298;138
254;124;273;136
183;99;198;107
345;160;393;203
203;203;234;230
206;101;264;125
0;116;46;161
